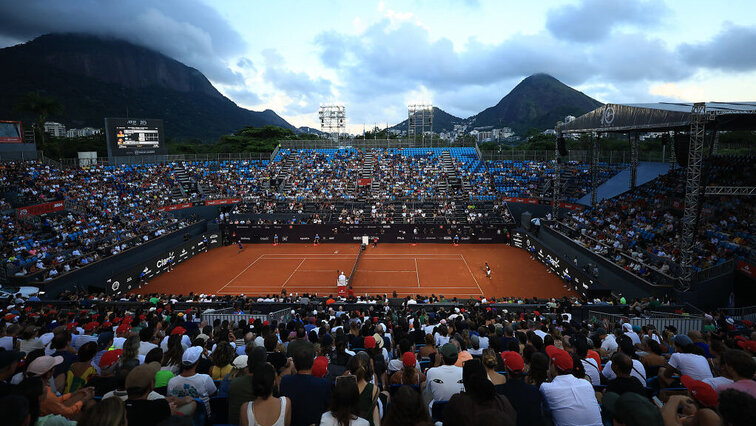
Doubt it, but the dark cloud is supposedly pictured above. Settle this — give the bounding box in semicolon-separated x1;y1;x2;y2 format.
0;0;246;84
677;25;756;72
545;0;667;42
223;88;262;108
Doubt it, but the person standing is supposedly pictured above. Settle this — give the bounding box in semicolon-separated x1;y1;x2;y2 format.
485;263;492;279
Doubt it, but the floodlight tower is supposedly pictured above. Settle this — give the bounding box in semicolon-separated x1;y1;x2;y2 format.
408;104;433;147
319;104;346;144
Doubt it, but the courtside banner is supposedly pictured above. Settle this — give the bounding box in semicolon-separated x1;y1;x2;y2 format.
17;200;65;217
501;197;583;210
205;198;241;206
105;232;221;296
157;202;193;212
738;261;754;279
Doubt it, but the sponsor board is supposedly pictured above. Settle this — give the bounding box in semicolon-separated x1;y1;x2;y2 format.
17;200;66;217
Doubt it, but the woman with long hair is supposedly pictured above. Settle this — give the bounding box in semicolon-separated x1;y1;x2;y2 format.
443;359;517;426
210;341;235;380
161;334;184;374
240;363;291;426
78;397;127;426
382;385;431;426
320;375;368;426
525;352;549;388
346;352;380;426
65;341;98;392
481;349;506;389
120;335;141;365
389;352;426;388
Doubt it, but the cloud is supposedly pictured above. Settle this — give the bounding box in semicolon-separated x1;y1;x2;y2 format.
261;49;334;115
678;25;756;72
546;0;668;42
0;0;245;84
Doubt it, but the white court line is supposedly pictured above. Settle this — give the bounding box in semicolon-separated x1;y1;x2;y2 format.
217;254;263;293
415;258;420;288
355;270;415;273
281;259;306;289
460;254;484;296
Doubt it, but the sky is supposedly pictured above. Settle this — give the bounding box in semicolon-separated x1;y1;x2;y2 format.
0;0;755;132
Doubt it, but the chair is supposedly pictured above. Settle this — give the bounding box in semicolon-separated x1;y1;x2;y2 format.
431;401;448;423
192;398;207;426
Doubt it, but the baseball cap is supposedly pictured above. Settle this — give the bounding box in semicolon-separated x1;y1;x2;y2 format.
402;352;416;368
673;334;693;347
99;349;123;369
171;326;186;336
312;356;328;378
603;392;663;426
83;322;99;331
125;363;159;391
27;355;64;376
116;323;131;334
622;323;633;332
364;336;376;349
470;335;480;348
440;342;459;358
547;346;573;371
232;355;248;369
182;346;203;366
681;375;718;408
0;350;22;370
500;351;524;373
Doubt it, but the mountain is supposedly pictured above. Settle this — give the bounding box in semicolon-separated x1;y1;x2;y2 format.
390;107;465;133
0;34;295;141
469;73;602;135
297;126;324;136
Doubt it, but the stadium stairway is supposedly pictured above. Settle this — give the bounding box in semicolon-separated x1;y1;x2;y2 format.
577;162;671;205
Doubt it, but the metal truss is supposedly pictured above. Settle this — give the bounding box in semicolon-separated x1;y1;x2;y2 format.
408;104;433;146
678;103;707;291
552;134;562;218
591;133;599;205
705;186;756;196
630;133;639;188
318;105;346;144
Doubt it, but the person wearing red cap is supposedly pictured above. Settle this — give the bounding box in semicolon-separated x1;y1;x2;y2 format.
389;352;426;388
540;346;602;426
496;350;546;426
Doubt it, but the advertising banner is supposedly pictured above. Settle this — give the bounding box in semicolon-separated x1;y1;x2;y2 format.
16;200;66;217
105;232;221;295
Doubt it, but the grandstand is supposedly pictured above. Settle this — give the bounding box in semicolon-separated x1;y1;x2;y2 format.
1;117;754;426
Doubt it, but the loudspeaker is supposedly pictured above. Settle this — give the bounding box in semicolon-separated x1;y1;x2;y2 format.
557;136;568;157
674;133;689;168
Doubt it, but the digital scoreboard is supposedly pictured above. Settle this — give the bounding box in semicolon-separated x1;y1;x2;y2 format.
104;118;166;156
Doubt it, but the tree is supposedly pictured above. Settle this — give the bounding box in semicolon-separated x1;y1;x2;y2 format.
14;91;64;148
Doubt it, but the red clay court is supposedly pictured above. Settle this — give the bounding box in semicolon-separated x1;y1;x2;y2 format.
129;243;573;299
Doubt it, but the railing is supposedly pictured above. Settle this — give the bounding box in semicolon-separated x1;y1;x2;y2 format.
693;259;736;282
53;152;272;168
587;310;704;335
201;308;268;325
277;139;477;149
721;306;756;322
481;150;664;164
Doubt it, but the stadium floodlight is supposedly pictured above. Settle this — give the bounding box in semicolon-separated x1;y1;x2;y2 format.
408;104;433;147
319;104;346;144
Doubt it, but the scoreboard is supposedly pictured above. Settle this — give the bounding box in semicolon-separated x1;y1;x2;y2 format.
104;118;167;156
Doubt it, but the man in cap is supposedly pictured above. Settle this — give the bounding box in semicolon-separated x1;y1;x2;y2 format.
497;351;545;426
279;343;332;426
228;346;267;425
596;328;618;357
167;346;216;415
124;363;172;426
425;342;464;406
87;349;122;396
623;323;641;347
540;346;602;426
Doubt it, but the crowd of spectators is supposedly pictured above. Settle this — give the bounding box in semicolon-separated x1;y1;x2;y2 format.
558;156;755;277
1;162;199;280
0;290;755;426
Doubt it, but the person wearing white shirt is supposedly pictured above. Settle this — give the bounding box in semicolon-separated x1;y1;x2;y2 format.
138;327;158;356
425;343;464;406
597;329;618;356
540;347;602;426
622;323;641;347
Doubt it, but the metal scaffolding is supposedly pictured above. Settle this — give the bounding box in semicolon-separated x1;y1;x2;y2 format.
591;133;599;205
408;104;433;146
318;105;346;144
630;133;639;189
553;134;562;218
678;103;707;290
705;186;756;196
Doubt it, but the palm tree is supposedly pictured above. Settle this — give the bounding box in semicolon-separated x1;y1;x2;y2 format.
14;91;64;147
